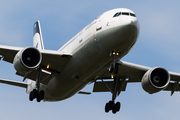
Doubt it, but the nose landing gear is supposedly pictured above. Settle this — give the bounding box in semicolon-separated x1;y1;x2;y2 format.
109;51;120;74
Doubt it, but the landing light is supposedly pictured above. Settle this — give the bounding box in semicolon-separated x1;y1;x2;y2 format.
111;74;114;79
47;64;50;69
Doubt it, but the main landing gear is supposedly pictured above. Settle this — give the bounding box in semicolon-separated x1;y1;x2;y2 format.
29;89;44;102
29;66;45;102
105;51;121;114
105;77;121;114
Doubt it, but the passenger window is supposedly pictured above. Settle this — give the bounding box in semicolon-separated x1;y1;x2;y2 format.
122;12;129;16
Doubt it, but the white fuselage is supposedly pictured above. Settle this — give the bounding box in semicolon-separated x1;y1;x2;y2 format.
39;8;139;101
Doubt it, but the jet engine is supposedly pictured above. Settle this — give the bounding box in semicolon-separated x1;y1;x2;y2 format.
141;67;170;94
13;47;42;74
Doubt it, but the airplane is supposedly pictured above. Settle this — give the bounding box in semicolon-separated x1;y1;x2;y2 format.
0;8;180;114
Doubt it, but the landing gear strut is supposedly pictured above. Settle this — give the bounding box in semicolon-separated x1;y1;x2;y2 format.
29;66;44;102
105;51;121;114
109;63;118;74
109;51;119;74
105;77;121;114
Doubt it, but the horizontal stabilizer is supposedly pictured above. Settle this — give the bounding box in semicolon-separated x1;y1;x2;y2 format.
0;78;27;88
78;91;91;95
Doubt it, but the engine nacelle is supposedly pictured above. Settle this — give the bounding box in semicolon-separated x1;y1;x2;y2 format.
13;47;42;74
141;67;170;94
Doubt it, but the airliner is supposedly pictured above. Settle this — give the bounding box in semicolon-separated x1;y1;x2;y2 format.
0;8;180;114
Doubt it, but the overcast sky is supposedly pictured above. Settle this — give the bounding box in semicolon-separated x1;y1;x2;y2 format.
0;0;180;120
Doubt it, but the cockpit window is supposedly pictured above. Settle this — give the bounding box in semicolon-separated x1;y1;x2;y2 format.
118;12;121;16
113;12;136;18
122;12;129;16
113;13;118;17
130;13;136;17
113;12;121;17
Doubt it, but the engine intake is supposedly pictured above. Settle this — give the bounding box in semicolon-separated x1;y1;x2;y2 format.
13;47;42;74
141;67;170;94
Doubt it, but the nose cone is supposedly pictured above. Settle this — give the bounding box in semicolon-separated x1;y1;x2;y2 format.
112;16;140;51
131;18;140;31
121;17;140;32
119;17;140;39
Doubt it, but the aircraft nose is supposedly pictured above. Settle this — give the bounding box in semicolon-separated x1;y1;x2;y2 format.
120;15;139;25
120;17;140;34
130;18;139;29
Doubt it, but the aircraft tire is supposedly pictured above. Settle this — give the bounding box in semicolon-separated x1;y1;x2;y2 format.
32;89;37;98
36;96;41;102
112;107;117;114
108;101;114;110
29;89;38;101
105;102;110;113
40;90;45;100
115;102;121;112
112;102;121;114
36;90;44;102
29;91;34;101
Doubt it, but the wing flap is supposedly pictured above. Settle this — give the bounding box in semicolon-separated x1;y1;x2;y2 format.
169;72;180;81
40;50;72;72
164;82;180;91
93;81;127;93
16;69;58;85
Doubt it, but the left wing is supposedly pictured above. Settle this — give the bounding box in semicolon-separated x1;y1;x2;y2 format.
0;45;72;84
93;61;180;94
